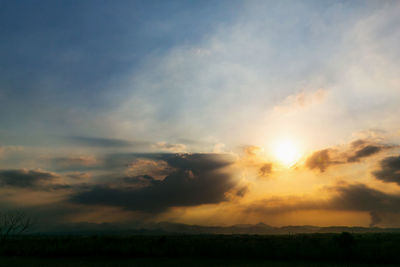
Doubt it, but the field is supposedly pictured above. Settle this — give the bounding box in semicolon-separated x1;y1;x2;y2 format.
0;233;399;266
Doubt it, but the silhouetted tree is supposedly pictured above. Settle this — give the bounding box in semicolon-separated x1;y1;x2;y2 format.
0;211;33;242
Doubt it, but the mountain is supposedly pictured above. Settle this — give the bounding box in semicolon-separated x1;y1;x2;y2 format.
32;221;400;235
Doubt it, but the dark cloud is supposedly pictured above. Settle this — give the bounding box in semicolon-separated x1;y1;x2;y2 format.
259;163;272;176
329;184;400;212
67;136;151;148
305;139;394;172
102;152;232;177
373;156;400;185
0;169;74;191
71;153;237;213
330;183;400;226
235;185;249;197
305;149;336;172
0;169;57;188
117;175;156;189
347;145;383;162
122;175;154;184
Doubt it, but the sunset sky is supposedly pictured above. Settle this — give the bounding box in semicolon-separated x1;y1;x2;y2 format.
1;0;400;228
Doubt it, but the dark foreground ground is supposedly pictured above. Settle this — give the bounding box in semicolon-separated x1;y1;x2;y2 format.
0;233;399;266
0;257;397;267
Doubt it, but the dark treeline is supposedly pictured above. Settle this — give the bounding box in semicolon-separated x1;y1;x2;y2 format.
0;232;400;264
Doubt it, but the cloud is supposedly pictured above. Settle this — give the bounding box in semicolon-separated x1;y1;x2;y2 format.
330;183;400;226
346;139;394;162
213;143;226;153
51;156;98;171
347;145;383;162
243;146;263;157
305;139;394;172
259;163;272;176
65;172;91;180
244;183;400;227
373;156;400;185
0;146;23;157
273;89;327;114
235;185;249;197
153;142;187;152
329;183;400;212
49;153;178;173
65;137;194;153
239;145;273;179
0;169;58;188
121;175;155;188
70;153;237;213
0;169;77;192
127;159;173;180
305;149;336;172
66;136;150;148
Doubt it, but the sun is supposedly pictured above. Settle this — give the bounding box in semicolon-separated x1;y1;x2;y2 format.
274;139;301;167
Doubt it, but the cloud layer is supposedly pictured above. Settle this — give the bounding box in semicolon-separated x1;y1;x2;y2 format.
245;183;400;227
71;153;237;213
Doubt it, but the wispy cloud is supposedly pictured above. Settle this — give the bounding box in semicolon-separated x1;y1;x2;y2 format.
66;136;150;148
305;139;396;172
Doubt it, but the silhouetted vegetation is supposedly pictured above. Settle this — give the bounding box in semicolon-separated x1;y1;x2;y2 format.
0;211;33;243
0;232;400;264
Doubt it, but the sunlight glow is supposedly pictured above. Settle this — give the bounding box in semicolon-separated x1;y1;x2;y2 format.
274;139;301;167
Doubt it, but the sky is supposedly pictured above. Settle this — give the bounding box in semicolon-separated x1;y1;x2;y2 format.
1;0;400;228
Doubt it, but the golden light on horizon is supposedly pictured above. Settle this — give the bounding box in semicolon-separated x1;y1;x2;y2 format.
273;139;302;167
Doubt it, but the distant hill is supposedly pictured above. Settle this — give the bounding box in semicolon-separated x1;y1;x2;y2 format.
144;222;400;235
32;221;400;235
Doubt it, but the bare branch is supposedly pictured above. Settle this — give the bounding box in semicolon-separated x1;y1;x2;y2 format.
0;211;33;242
